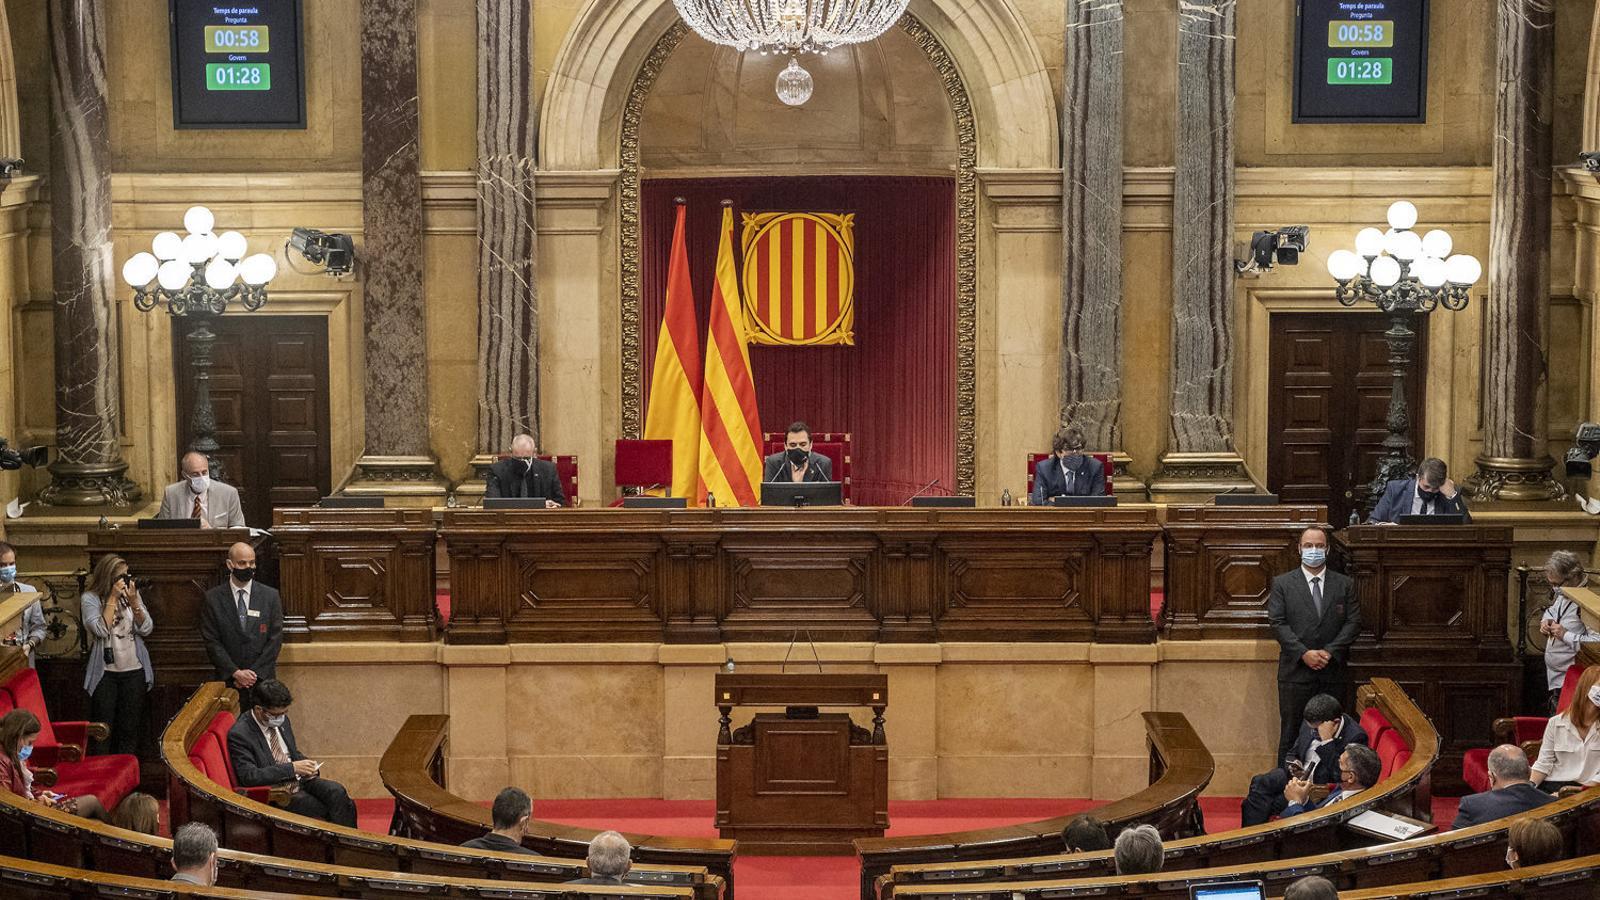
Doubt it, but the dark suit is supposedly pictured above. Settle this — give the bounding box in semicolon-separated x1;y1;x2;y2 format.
1240;714;1368;826
1451;782;1555;830
1368;477;1472;524
462;832;538;855
227;711;356;827
1267;567;1363;762
1283;787;1358;818
761;451;833;483
199;580;283;707
564;876;630;885
1030;454;1106;504
485;457;566;504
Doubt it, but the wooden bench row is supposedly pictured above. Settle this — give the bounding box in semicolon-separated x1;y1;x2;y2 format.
870;678;1437;899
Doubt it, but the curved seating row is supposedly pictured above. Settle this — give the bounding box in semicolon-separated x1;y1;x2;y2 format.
883;787;1600;898
0;783;696;898
0;849;696;899
162;683;726;899
0;658;139;812
853;711;1213;898
872;678;1437;898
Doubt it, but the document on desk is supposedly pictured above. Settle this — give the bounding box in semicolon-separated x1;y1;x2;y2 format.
1348;810;1426;840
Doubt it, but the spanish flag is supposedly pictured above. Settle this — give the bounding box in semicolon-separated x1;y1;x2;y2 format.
698;205;764;507
642;202;704;501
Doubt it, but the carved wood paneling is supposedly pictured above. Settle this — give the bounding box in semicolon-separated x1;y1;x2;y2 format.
1161;505;1328;639
272;508;437;642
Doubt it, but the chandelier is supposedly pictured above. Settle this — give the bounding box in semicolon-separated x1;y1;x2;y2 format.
1326;201;1480;313
673;0;911;105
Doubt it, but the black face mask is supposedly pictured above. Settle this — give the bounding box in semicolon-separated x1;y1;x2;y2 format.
786;448;809;468
232;567;255;583
1418;489;1440;504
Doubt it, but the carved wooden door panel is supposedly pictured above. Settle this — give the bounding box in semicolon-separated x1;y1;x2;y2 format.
1268;313;1427;526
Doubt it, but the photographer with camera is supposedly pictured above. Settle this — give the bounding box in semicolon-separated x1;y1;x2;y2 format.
0;542;46;667
80;555;154;756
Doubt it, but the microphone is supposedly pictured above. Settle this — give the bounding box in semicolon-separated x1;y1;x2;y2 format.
901;478;942;505
780;628;799;674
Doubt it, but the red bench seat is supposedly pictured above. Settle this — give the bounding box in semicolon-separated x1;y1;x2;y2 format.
0;667;139;811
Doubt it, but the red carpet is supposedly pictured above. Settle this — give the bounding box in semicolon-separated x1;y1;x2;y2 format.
353;795;1461;900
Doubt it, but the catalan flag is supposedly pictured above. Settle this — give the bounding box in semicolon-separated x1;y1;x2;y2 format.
642;202;704;501
741;212;856;346
698;205;764;507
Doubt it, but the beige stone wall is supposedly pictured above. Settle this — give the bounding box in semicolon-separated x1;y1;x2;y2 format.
279;640;1279;802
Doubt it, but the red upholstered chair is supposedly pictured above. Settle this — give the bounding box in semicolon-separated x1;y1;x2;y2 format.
492;453;579;506
1462;663;1585;793
1359;705;1393;746
762;432;852;503
1025;453;1116;497
2;667;139;810
1376;728;1409;782
613;439;674;506
186;704;285;806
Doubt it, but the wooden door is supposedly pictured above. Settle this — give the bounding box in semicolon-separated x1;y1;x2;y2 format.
1268;313;1427;527
174;315;332;526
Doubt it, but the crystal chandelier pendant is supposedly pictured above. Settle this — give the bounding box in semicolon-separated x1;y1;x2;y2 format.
776;56;814;106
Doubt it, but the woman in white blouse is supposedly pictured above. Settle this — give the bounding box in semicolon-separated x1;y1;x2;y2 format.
1537;551;1598;712
1531;665;1600;794
80;554;155;757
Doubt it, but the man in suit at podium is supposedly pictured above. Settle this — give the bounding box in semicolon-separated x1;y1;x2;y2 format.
1268;527;1362;763
1030;426;1105;503
762;421;833;483
1368;457;1471;523
157;451;245;528
199;542;283;709
485;434;565;507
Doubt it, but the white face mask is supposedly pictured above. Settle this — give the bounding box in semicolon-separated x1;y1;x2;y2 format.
1589;684;1600;709
190;474;210;494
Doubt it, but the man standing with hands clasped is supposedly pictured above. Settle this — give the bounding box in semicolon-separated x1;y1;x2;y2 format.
200;542;282;709
1268;527;1363;764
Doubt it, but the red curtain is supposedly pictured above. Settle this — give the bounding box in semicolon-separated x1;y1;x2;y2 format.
640;177;956;506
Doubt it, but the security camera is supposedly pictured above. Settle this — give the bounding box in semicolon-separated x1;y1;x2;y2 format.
1567;422;1600;477
1235;226;1310;276
0;158;22;180
0;437;47;471
1581;152;1600;175
288;227;356;276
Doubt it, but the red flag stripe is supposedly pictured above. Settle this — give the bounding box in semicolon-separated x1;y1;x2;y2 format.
826;238;840;329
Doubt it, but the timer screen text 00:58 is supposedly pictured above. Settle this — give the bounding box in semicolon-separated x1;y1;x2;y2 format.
1326;18;1394;85
203;24;271;91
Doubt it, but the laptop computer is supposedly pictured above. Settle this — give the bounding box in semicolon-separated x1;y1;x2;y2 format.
1395;513;1465;525
1190;881;1266;900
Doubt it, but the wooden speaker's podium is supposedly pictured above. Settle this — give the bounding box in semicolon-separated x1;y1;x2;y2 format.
714;673;888;855
1335;523;1515;794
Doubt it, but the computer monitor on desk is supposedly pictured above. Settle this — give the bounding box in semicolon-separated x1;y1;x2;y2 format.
483;497;556;510
760;481;843;508
1190;883;1265;900
1049;495;1117;507
1395;513;1466;525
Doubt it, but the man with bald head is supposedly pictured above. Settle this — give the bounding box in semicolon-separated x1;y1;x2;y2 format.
157;451;245;527
1268;526;1362;763
199;542;283;708
485;434;564;507
1453;745;1555;829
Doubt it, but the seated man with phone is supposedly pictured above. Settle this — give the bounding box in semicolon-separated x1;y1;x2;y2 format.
227;678;357;827
1239;693;1367;826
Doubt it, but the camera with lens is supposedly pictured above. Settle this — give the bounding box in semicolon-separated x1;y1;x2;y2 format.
1235;226;1310;276
1581;152;1600;175
1564;422;1600;477
289;227;356;276
0;437;48;471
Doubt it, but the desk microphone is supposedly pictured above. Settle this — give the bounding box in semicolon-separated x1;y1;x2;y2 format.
901;478;942;505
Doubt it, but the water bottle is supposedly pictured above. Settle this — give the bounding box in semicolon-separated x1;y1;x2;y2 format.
1348;509;1360;527
1000;488;1013;507
706;492;716;508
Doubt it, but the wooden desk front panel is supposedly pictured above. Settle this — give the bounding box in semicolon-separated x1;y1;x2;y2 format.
274;509;438;642
1162;505;1328;639
442;508;1162;644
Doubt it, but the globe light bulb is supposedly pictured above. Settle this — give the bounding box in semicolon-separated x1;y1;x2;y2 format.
216;230;248;261
775;56;813;107
121;252;160;287
1420;229;1453;259
1354;227;1385;258
183;205;215;235
152;231;183;261
1370;256;1402;288
1390;230;1423;261
157;259;192;291
1386;200;1418;231
181;232;214;265
1415;257;1447;289
1327;249;1363;282
1445;254;1482;286
204;258;237;290
239;253;278;286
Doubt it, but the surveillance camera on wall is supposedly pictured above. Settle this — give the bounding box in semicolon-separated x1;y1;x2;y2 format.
1234;226;1310;277
0;158;22;180
0;437;47;471
288;227;356;277
1581;152;1600;176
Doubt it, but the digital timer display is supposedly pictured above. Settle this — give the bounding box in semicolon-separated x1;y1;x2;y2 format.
1294;0;1429;123
171;1;305;128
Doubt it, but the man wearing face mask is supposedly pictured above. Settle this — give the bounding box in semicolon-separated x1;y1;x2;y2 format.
200;543;282;709
1030;426;1106;503
0;542;47;668
1267;527;1363;764
227;678;357;826
156;451;245;528
485;434;565;507
1367;456;1471;524
761;422;834;484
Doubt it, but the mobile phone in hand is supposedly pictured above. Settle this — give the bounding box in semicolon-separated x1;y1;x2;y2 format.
1285;758;1308;779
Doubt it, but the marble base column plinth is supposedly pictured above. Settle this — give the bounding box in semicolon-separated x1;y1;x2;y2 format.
341;456;449;505
449;455;497;502
1148;451;1255;501
1467;455;1564;502
1106;451;1149;501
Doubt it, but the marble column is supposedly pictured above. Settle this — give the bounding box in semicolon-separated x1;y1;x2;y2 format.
1060;0;1139;494
1151;0;1253;497
1468;0;1563;501
37;0;140;507
459;0;539;499
345;0;446;500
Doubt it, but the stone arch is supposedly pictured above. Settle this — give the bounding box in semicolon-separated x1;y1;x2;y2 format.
539;0;1058;172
